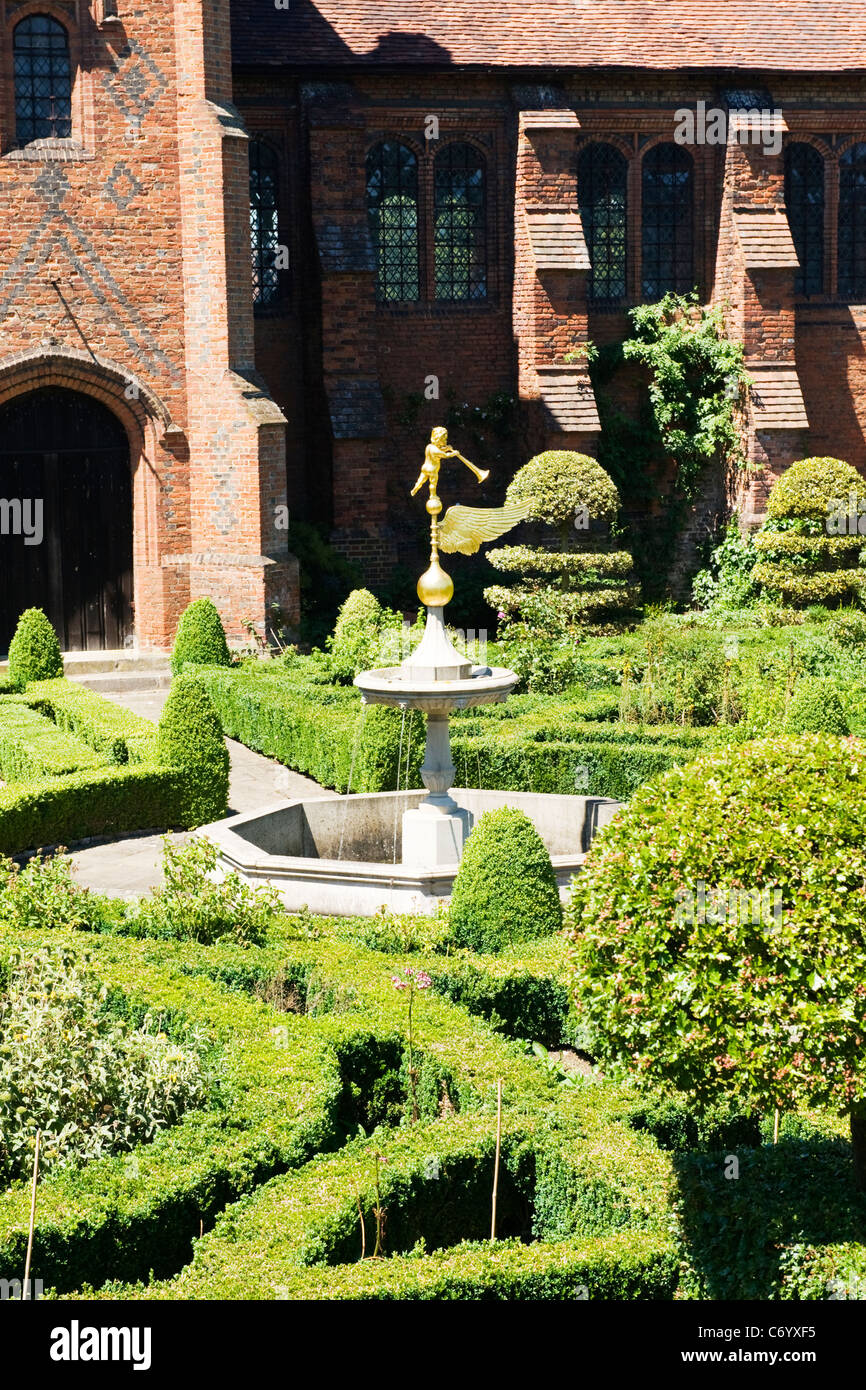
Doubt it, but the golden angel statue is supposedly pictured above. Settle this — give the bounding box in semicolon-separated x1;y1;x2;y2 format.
412;426;529;558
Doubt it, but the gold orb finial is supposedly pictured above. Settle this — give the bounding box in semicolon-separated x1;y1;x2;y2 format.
417;559;454;608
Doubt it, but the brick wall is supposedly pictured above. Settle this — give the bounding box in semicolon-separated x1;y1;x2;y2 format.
249;66;865;590
0;0;297;651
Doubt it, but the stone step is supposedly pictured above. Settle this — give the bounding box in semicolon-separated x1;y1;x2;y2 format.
0;650;171;678
70;670;173;694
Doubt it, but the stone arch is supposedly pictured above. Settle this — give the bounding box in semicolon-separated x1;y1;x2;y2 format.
0;350;183;651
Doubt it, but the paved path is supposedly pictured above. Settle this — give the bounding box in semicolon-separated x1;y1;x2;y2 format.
68;687;335;900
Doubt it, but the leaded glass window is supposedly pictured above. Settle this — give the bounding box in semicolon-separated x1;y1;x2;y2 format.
641;143;694;299
578;143;628;304
785;143;825;296
838;143;866;302
366;141;420;303
14;15;72;145
249;139;281;307
433;142;487;301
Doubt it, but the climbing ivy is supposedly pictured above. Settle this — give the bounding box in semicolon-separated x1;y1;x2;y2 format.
589;294;748;600
622;292;748;502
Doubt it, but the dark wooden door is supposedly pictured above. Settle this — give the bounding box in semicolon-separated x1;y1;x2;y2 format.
0;388;133;654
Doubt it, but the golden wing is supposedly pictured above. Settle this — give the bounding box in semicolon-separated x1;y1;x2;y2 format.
438;502;530;555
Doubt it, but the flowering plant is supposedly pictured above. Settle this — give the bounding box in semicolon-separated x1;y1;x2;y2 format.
390;966;431;1123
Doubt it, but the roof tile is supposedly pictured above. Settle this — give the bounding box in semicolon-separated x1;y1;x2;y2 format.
526;208;590;271
734;208;800;269
231;2;866;72
749;365;809;430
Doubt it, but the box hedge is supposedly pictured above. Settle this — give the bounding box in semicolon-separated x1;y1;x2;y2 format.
450;808;562;953
155;675;229;827
24;680;156;764
192;663;725;801
0;922;676;1298
0;677;227;852
0;702;107;782
6;608;63;687
170;598;231;676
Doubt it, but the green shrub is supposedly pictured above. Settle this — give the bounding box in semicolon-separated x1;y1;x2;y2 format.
503;450;621;529
0;924;675;1296
156;675;229;827
192;659;726;801
450;808;562;953
0;943;207;1184
25;680;155;763
6;608;63;687
192;662;424;793
0;851;106;932
170;598;231;676
486;452;638;637
128;837;282;945
753;457;866;608
691;519;758;611
786;677;850;736
827;611;866;648
566;734;866;1177
327;588;402;683
0;702;106;781
765;455;866;524
621;625;742;726
0;765;186;857
628;1093;761;1153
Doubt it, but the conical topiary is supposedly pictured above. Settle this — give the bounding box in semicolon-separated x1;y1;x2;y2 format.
449;807;563;953
156;674;230;827
170;598;231;676
327;588;388;683
7;608;63;688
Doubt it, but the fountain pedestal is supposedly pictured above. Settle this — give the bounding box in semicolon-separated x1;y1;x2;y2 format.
354;605;518;869
401;711;470;866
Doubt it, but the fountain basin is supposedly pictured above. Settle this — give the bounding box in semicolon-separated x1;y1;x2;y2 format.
355;664;518;713
198;789;622;917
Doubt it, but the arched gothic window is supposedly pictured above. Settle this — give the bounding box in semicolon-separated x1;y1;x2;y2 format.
641;143;694;299
249;139;281;307
433;142;487;301
366;141;420;303
578;143;628;304
838;143;866;302
14;15;72;145
785;143;825;296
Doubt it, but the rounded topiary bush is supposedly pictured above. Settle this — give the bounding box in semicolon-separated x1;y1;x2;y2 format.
764;456;866;523
7;607;63;687
327;588;390;683
504;450;621;531
450;808;562;953
170;598;231;676
156;674;230;827
786;677;849;736
753;456;866;607
486;452;637;637
566;735;866;1184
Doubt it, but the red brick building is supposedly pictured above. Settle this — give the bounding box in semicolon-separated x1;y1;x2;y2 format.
1;2;865;649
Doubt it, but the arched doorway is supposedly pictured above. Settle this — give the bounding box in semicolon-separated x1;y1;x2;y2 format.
0;388;133;653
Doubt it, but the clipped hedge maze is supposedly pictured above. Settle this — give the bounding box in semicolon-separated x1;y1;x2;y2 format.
0;924;678;1301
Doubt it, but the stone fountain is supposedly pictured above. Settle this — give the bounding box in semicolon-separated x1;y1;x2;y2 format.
200;428;622;915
